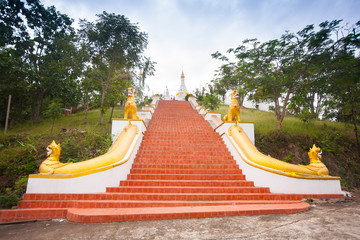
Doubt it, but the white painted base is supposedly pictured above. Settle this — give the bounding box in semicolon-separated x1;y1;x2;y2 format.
204;113;221;122
137;110;152;120
142;106;155;114
223;132;343;195
188;97;198;109
198;108;206;115
26;132;143;193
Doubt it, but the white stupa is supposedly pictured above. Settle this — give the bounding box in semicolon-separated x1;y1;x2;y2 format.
176;71;188;101
164;86;171;100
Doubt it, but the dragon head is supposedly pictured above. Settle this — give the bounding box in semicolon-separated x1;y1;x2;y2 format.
308;144;322;163
46;140;61;160
231;90;239;99
127;88;135;97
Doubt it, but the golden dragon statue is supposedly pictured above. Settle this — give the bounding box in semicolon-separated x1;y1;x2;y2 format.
39;140;72;175
124;88;139;120
229;125;334;178
38;123;138;175
224;90;241;122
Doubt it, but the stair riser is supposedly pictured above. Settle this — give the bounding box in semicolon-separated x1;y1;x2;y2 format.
106;187;269;194
0;209;66;222
67;207;309;223
23;194;302;201
127;174;246;180
119;180;254;187
131;164;240;169
129;169;243;174
133;159;235;164
18;200;298;209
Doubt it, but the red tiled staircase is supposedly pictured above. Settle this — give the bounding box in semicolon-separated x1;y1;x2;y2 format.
1;101;317;223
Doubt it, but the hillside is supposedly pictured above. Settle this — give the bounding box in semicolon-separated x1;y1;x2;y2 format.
0;104;359;208
0;108;123;208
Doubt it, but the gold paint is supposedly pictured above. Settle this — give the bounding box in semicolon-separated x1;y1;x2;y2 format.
223;90;241;122
38;124;138;175
228;125;339;179
39;141;72;175
124;88;139;120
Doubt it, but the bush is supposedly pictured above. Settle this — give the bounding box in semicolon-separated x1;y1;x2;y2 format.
201;94;221;111
0;193;19;209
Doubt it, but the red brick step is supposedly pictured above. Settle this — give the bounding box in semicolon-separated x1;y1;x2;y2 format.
66;203;311;223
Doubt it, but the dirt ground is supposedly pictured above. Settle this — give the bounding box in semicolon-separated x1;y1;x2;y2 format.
0;193;359;240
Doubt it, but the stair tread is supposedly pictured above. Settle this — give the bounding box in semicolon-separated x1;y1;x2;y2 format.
68;202;310;216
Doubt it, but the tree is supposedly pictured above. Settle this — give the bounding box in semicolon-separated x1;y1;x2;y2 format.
202;93;221;111
323;21;360;152
211;53;253;106
79;12;149;124
0;0;86;124
213;20;343;130
44;99;62;132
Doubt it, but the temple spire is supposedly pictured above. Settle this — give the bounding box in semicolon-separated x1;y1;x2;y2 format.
176;69;188;101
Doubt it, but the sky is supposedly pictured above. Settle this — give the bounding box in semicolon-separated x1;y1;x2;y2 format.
43;0;360;97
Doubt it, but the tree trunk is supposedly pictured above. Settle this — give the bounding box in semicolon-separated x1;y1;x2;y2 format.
349;89;360;154
109;102;115;123
274;93;282;130
238;94;246;107
99;51;117;125
100;88;106;125
33;89;46;123
84;105;88;124
274;86;293;131
100;109;104;125
83;87;89;124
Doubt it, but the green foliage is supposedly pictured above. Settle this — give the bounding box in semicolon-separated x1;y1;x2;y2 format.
201;94;221;111
79;11;151;124
0;193;18;209
212;19;360;136
194;87;206;102
0;107;123;208
296;109;315;123
0;0;87;125
44;100;63;132
284;154;295;163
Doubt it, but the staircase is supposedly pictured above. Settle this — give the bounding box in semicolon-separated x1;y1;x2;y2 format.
1;101;312;223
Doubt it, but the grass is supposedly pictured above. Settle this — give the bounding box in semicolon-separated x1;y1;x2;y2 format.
216;105;355;138
3;108;124;137
0;107;125;208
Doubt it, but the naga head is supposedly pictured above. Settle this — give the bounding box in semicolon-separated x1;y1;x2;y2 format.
46;140;61;160
308;144;322;163
231;90;239;100
127;88;135;98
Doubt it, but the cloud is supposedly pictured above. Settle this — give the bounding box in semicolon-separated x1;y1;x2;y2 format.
42;0;360;95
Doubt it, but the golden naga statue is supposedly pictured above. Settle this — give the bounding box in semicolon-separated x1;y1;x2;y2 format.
124;88;139;120
39;140;72;175
305;144;329;176
38;123;138;176
224;90;240;122
229;125;334;178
